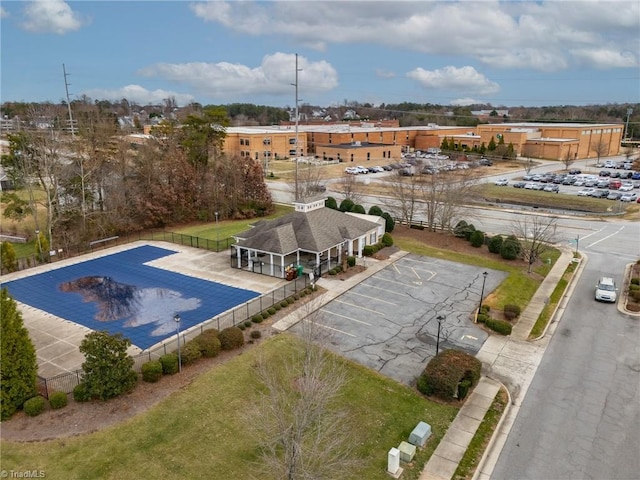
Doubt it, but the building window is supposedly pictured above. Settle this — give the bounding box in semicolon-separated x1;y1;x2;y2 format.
289;149;296;156
367;152;370;160
289;138;296;145
263;138;271;145
240;139;245;145
369;232;376;244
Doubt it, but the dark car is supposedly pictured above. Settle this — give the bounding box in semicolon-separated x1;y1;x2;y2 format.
479;158;493;166
632;172;640;180
568;169;582;175
597;180;610;188
592;190;609;198
619;171;632;179
599;170;611;177
562;176;577;185
610;171;621;178
512;181;527;188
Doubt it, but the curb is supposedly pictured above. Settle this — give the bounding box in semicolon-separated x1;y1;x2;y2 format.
619;262;640;317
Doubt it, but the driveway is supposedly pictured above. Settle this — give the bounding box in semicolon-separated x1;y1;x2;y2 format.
292;254;507;385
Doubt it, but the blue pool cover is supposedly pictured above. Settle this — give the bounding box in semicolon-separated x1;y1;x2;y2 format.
2;246;259;349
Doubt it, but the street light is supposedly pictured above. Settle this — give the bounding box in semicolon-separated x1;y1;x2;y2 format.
214;211;219;251
435;315;445;356
174;314;182;373
476;271;488;323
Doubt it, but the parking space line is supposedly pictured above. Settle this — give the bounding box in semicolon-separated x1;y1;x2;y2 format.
321;308;373;325
587;226;625;248
364;283;410;296
306;320;356;337
392;264;401;274
348;291;397;306
369;275;421;289
410;267;421;280
331;299;387;316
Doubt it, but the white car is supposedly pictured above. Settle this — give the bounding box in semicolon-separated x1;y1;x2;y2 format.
524;182;536;189
577;188;596;196
345;167;359;174
620;192;637;202
619;182;634;192
494;178;509;186
604;161;616;168
595;277;617;303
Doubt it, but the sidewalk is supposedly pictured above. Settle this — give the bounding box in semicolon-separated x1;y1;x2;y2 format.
270;246;578;480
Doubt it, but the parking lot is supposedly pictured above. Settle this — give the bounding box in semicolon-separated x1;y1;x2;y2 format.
292;254;507;385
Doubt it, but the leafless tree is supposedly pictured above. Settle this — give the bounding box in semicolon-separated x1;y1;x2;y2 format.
383;170;421;225
561;149;575;170
511;215;559;273
246;301;361;480
290;161;327;199
335;172;363;204
590;139;609;166
523;158;535;175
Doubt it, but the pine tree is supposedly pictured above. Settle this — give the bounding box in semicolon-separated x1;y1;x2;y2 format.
0;242;18;273
1;288;38;420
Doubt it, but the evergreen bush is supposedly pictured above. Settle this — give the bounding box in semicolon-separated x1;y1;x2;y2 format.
476;313;489;324
368;206;383;216
630;277;640;286
381;212;395;232
141;360;163;383
503;304;522;320
486;318;513;335
218;326;245;351
49;391;68;410
181;340;203;365
347;256;356;267
250;330;262;339
416;350;482;400
470;230;484;247
325;197;338;210
480;304;491;314
500;237;520;260
72;383;91;402
23;396;46;417
261;311;270;319
381;233;394;247
252;315;263;323
488;235;503;254
160;353;179;375
244;320;253;328
268;307;277;315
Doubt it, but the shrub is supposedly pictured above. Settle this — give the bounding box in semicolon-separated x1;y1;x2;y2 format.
23;396;46;417
49;391;68;410
268;307;277;315
141;360;163;383
410;224;425;230
274;303;282;311
486;318;513;335
218;326;245;351
160;353;179;375
73;383;91;402
416;350;482;400
476;313;489;324
363;245;377;256
458;379;472;400
252;315;263;323
299;291;307;298
244;320;253;328
181;340;203;365
329;269;337;275
469;230;484;248
381;233;394;247
293;293;300;301
368;206;383;216
504;304;522;320
488;235;503;254
381;212;395;233
261;311;270;319
250;330;262;339
339;199;354;212
631;277;640;286
238;323;246;330
480;304;490;314
629;284;640;292
325;197;338;210
279;300;288;308
463;223;476;241
351;204;366;214
347;256;356;267
631;289;640;301
500;237;521;260
453;220;468;238
287;297;295;305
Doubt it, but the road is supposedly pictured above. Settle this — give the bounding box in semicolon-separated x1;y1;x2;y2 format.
267;161;640;479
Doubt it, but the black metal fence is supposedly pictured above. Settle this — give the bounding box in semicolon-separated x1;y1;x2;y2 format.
10;230;234;273
35;275;310;399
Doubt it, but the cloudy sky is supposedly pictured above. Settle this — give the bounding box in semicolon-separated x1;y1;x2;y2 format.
1;0;639;108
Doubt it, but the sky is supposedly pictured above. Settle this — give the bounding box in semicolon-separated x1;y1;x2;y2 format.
1;0;639;109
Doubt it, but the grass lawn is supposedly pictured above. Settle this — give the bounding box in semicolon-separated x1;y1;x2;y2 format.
1;334;458;480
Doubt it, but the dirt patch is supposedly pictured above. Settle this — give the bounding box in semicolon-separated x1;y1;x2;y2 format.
1;289;325;443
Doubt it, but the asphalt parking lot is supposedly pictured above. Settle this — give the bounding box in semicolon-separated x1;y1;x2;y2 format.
292;254;507;385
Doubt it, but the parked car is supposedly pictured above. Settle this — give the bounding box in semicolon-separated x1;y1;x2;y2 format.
543;184;559;193
577;188;596;196
573;179;586;187
596;180;610;188
479;158;493;166
604;161;617;168
524;182;537;189
532;183;545;190
619;171;633;179
620;192;638;202
607;191;623;200
513;181;527;188
631;172;640;180
619;182;634;192
591;190;609;199
609;180;622;190
595;277;617;303
382;164;394;171
494;178;509;186
599;170;611;177
568;168;582;175
522;174;534;181
345;166;359;174
562;176;577;185
610;171;621;178
584;179;598;187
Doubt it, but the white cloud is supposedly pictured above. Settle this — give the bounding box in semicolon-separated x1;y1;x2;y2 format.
138;53;338;99
375;69;396;79
22;0;86;34
1;7;9;19
407;66;500;96
190;1;639;71
451;98;479;107
81;85;195;107
570;48;638;69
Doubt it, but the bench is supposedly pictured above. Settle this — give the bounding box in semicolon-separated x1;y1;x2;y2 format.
89;236;119;247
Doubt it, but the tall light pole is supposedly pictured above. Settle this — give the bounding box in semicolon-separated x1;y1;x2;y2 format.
435;315;445;356
476;271;488;322
625;107;633;141
214;211;219;251
291;53;302;201
174;314;182;373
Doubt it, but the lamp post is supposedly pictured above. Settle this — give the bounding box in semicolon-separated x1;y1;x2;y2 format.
174;314;182;373
477;271;488;322
435;315;445;356
214;211;221;252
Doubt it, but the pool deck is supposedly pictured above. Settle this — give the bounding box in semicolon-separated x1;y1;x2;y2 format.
1;241;288;377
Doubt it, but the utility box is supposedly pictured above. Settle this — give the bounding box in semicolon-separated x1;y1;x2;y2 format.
409;421;431;447
398;441;416;463
387;447;402;478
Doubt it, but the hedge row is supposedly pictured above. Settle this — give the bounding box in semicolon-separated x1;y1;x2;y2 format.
22;391;69;417
454;220;522;260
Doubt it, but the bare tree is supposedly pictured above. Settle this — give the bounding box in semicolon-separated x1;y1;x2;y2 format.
511;215;559;273
383;171;421;225
561;149;575;171
523;158;535;175
246;301;360;480
590;140;609;166
335;172;363;204
291;161;327;199
434;169;477;232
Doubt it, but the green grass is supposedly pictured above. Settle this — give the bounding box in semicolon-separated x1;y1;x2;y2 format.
474;184;615;213
453;388;508;480
1;335;458;480
529;258;578;338
173;204;293;240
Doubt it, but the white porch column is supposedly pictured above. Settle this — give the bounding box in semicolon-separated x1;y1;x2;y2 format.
280;255;285;278
236;247;241;267
269;253;274;276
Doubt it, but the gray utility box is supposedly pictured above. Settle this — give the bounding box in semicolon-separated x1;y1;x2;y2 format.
409;421;432;447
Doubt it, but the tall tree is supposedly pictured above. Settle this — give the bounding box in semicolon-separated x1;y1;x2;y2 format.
511;215;558;273
1;288;38;420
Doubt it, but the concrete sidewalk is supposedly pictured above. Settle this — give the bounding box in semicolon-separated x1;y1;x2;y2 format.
270;245;578;480
420;247;578;480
